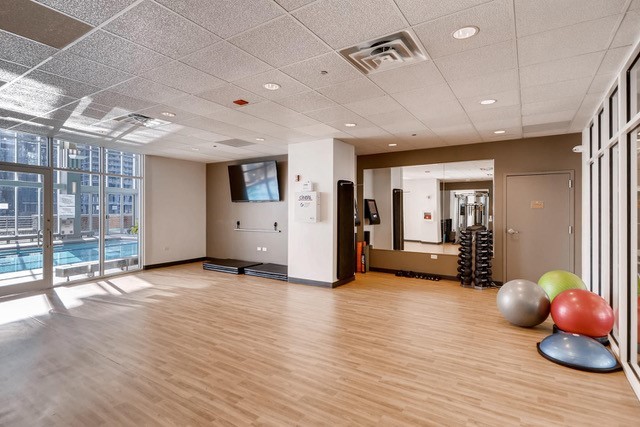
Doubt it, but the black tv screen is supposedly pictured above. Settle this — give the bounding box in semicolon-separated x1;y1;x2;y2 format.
228;161;280;202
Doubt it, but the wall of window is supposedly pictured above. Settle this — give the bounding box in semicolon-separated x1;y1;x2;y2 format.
0;130;143;288
584;40;640;400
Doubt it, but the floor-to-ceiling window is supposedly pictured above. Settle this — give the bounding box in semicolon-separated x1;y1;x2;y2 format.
0;130;142;294
585;43;640;399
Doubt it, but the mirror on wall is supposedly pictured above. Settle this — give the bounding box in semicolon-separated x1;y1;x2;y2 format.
362;160;494;255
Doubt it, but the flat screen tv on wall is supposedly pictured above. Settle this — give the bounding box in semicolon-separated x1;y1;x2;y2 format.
228;161;281;202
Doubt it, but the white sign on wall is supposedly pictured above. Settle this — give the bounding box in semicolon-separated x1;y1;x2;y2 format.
58;194;75;217
294;191;320;223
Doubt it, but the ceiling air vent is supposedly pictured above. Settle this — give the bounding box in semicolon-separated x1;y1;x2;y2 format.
339;31;427;75
114;113;171;128
217;139;253;148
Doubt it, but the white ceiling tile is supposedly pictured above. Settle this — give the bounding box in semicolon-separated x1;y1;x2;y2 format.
368;61;445;94
197;84;266;109
305;106;368;124
588;74;616;94
274;0;315;11
316;78;385;104
39;52;134;88
292;0;406;49
229;16;330;68
514;0;626;37
411;100;469;127
67;30;171;75
133;104;197;125
344;95;403;117
0;30;57;67
519;51;605;87
232;69;309;100
163;95;226;116
467;105;521;123
155;0;284;38
276;91;337;113
241;102;319;128
598;46;633;75
110;78;185;104
0;60;29;84
522;110;576;126
293;123;343;137
459;90;520;113
414;0;514;59
280;52;362;89
143;61;225;95
472;116;522;132
521;78;592;104
368;110;429;134
86;90;155;113
522;96;584;116
0;84;76;117
339;125;392;139
34;0;137;25
517;15;620;67
392;84;457;113
448;69;519;99
181;42;272;82
611;10;640;48
394;0;492;25
17;70;100;99
105;1;219;59
435;40;517;81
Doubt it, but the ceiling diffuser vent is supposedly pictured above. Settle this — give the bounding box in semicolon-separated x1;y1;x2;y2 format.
217;139;253;148
114;113;170;128
339;31;427;75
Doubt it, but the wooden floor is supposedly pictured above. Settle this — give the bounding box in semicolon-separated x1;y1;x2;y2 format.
0;263;639;426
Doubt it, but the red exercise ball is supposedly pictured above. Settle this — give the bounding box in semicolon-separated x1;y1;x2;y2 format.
551;289;614;337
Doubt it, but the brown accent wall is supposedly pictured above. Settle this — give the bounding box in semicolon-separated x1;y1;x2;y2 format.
357;134;582;281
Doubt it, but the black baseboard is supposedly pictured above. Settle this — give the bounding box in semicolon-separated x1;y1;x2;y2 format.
144;257;207;270
369;267;457;282
288;275;355;288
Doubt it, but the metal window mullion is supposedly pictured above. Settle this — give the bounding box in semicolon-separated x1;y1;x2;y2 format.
100;146;105;276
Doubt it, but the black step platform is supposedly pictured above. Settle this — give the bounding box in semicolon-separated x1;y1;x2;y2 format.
244;263;288;281
203;258;262;275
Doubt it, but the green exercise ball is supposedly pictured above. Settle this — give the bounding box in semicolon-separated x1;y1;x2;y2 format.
538;270;586;302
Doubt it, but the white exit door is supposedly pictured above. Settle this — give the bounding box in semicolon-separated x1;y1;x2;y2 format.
505;172;574;282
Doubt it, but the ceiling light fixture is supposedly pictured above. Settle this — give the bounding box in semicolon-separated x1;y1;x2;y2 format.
388;143;397;147
494;130;506;134
452;26;479;40
191;147;200;151
263;83;280;91
479;99;496;105
345;123;357;127
161;111;176;117
256;137;265;141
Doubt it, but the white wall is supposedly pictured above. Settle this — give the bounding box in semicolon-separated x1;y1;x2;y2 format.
144;156;206;265
403;178;440;243
288;139;355;284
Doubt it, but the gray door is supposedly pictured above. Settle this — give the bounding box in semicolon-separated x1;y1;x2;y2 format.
505;173;573;282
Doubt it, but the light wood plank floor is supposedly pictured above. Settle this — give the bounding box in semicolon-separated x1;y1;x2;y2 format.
0;263;639;426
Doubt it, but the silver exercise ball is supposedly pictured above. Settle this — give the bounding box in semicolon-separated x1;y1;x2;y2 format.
497;279;550;327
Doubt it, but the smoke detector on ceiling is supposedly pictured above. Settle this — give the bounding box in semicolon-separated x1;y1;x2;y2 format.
339;31;427;75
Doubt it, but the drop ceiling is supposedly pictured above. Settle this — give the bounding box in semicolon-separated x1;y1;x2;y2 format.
0;0;639;163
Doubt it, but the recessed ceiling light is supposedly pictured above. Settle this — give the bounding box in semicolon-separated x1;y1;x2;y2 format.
191;147;200;151
494;130;506;134
161;111;176;117
452;26;479;40
388;143;397;147
479;99;496;105
263;83;280;91
345;123;357;127
256;137;265;141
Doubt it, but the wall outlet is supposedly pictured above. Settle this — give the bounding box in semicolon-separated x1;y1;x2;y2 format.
430;254;438;259
262;247;267;252
257;246;262;251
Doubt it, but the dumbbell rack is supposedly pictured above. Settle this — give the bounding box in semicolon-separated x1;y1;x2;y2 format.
457;229;493;289
473;230;493;289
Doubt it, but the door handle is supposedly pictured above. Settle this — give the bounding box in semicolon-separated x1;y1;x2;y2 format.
507;228;519;235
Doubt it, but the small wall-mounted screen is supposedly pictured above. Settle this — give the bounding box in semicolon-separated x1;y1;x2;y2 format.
364;198;381;224
228;161;280;202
